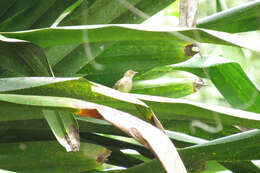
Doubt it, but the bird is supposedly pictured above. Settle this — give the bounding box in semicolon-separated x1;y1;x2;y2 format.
113;70;138;93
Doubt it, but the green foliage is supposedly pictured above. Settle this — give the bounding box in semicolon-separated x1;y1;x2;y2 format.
0;0;260;172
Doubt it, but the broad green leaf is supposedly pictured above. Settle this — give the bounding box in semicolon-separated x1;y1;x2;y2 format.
198;0;260;33
0;141;110;172
152;54;260;114
1;25;259;52
132;70;204;98
0;94;187;173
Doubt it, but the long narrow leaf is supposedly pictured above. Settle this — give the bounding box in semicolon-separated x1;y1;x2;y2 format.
1;25;259;51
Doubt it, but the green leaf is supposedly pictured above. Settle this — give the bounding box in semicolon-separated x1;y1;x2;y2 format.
49;0;177;85
116;159;165;173
0;77;163;129
0;31;79;152
179;129;260;163
0;0;79;31
0;93;187;173
0;118;125;137
2;76;260;129
162;119;239;140
198;1;260;33
2;93;260;171
154;54;260;114
220;161;260;173
75;40;191;86
201;161;228;173
59;0;174;26
132;70;204;98
132;93;260;129
0;141;110;172
0;35;52;76
1;25;259;52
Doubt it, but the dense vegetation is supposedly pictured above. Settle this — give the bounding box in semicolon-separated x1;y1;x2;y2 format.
0;0;260;172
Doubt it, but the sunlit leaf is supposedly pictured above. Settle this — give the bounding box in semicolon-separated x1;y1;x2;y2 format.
198;1;260;33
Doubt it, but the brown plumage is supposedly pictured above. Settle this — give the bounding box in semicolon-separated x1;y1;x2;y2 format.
113;70;137;92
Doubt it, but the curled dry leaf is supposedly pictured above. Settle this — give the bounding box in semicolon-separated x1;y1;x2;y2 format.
75;101;187;173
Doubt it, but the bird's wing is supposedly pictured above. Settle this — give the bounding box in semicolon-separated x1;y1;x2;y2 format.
113;80;120;89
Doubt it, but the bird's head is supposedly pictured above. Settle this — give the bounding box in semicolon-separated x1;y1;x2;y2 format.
124;70;138;78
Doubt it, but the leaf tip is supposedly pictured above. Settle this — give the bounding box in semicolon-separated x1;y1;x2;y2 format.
185;43;200;56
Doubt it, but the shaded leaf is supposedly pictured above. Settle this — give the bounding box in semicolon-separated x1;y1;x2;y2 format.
0;0;79;31
0;35;52;76
0;141;109;172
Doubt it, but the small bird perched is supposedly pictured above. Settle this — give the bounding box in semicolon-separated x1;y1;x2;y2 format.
113;70;137;92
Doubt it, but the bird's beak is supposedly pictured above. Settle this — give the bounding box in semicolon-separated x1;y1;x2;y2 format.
134;71;138;74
